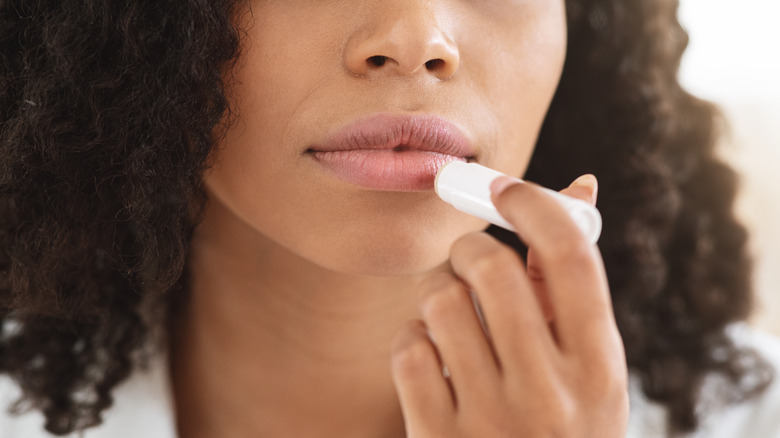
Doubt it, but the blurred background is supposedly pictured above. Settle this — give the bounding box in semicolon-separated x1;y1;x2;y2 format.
677;0;780;335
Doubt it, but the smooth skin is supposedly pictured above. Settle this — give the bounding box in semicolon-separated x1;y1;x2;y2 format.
171;1;628;437
392;177;628;437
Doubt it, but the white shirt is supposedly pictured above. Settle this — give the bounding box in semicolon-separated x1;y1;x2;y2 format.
3;324;780;437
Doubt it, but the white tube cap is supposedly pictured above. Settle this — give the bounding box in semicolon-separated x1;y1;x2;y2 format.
435;161;602;244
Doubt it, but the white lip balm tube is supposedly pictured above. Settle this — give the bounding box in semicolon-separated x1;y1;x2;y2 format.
435;161;602;244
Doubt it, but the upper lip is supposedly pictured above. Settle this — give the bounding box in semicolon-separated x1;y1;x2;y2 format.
308;113;476;158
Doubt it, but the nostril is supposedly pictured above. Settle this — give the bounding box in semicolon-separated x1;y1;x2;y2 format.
425;59;444;71
368;55;387;67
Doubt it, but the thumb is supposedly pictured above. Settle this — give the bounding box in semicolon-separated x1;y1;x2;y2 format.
559;174;598;206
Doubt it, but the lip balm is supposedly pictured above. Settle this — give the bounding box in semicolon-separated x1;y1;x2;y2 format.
435;161;602;244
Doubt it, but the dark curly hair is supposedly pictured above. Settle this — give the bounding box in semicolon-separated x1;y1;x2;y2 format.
0;0;773;436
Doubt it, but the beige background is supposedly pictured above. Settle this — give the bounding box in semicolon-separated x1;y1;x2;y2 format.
679;0;780;335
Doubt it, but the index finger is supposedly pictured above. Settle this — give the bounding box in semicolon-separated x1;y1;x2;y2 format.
490;178;618;354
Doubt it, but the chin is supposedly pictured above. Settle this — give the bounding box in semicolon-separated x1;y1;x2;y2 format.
299;221;478;277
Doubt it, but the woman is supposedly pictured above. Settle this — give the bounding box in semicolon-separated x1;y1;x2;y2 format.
1;0;778;437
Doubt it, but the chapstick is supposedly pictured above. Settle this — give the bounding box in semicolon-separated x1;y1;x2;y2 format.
435;161;602;244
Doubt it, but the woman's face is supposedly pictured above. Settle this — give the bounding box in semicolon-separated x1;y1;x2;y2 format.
204;0;567;276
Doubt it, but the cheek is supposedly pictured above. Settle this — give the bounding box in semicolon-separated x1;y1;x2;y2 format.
465;4;567;176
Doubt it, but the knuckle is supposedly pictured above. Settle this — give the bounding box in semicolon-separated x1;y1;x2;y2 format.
508;374;579;434
586;328;627;372
597;361;629;402
391;333;435;378
537;235;593;266
533;392;578;436
419;278;469;321
586;366;626;401
555;396;580;435
418;272;460;296
549;388;578;420
459;240;520;281
451;231;494;261
584;374;629;430
573;345;629;404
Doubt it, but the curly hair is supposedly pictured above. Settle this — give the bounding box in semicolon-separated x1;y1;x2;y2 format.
0;0;773;436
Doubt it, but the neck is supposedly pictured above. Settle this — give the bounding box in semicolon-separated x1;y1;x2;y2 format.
171;199;438;438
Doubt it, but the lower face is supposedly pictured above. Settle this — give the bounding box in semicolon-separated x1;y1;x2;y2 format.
203;0;567;276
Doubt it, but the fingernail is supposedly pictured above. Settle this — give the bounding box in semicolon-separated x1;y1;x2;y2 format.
490;176;518;196
570;174;598;203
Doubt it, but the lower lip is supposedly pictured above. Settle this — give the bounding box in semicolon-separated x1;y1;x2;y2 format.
310;149;466;191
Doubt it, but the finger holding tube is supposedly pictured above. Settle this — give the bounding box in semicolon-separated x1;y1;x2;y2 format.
435;161;602;245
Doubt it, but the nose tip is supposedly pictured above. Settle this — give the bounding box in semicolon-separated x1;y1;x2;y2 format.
344;18;460;80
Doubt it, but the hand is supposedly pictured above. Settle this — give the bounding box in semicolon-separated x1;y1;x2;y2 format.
391;175;629;438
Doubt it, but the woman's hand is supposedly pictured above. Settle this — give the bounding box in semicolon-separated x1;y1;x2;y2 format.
391;175;629;438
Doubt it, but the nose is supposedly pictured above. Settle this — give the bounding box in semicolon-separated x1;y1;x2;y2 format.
343;2;460;80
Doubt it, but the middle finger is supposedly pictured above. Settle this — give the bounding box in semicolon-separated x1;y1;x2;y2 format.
449;232;558;370
417;271;502;409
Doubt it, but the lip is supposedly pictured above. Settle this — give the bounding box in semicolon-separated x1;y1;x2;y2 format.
307;113;475;191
